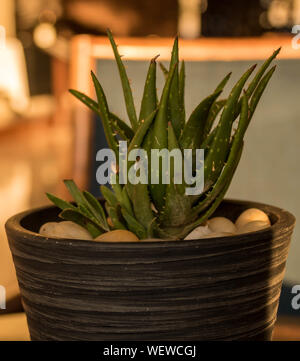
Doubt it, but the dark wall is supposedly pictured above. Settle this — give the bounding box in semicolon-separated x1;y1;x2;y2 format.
202;0;264;37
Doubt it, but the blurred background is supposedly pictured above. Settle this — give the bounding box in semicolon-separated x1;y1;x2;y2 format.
0;0;300;341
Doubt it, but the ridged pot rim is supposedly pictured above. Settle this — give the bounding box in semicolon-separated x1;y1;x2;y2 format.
5;198;295;249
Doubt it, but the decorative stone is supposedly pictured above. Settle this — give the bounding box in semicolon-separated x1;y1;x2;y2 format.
208;217;237;234
39;221;93;240
184;224;213;240
94;230;140;242
235;208;270;229
237;220;270;234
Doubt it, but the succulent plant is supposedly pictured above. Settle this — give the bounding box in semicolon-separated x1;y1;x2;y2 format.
47;30;279;240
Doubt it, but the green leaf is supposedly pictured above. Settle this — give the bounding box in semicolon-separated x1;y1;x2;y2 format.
160;122;192;228
83;190;109;231
249;66;276;120
111;175;134;216
46;193;76;211
107;29;138;130
168;36;184;138
64;179;89;207
204;64;256;190
121;207;147;239
246;48;280;97
179;61;186;124
69;89;98;113
105;203;126;230
128;109;157;153
91;71;119;155
69;89;133;141
203;99;226;141
110;112;134;141
59;208;103;238
139;56;158;123
159;62;169;79
214;72;232;93
193;94;249;214
100;185;118;208
64;179;109;231
180;90;221;150
150;63;177;210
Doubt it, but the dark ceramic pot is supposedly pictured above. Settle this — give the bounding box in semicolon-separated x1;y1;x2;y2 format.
5;199;295;341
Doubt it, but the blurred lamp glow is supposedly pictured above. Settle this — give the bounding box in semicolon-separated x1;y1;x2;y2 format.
0;37;29;114
33;22;57;49
179;0;201;38
267;0;289;28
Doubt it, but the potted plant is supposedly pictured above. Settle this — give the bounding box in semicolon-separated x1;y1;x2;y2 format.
6;31;295;341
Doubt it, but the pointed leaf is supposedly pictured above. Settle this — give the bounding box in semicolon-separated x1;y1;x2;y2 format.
59;208;103;238
107;29;138;130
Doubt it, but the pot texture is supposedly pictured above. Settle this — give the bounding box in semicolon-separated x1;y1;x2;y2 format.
5;199;295;341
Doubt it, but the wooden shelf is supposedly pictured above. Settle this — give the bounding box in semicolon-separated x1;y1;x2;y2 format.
83;34;298;61
273;316;300;341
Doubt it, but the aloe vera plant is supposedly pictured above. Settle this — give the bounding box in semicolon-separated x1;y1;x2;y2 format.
47;30;279;240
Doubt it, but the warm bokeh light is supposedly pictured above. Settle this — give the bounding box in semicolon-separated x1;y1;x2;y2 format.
33;22;57;49
179;0;201;38
267;0;290;27
0;38;29;116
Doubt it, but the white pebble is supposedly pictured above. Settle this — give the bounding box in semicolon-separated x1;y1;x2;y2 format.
184;224;213;240
208;217;237;234
237;220;270;234
235;208;270;229
39;222;57;236
39;221;93;240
